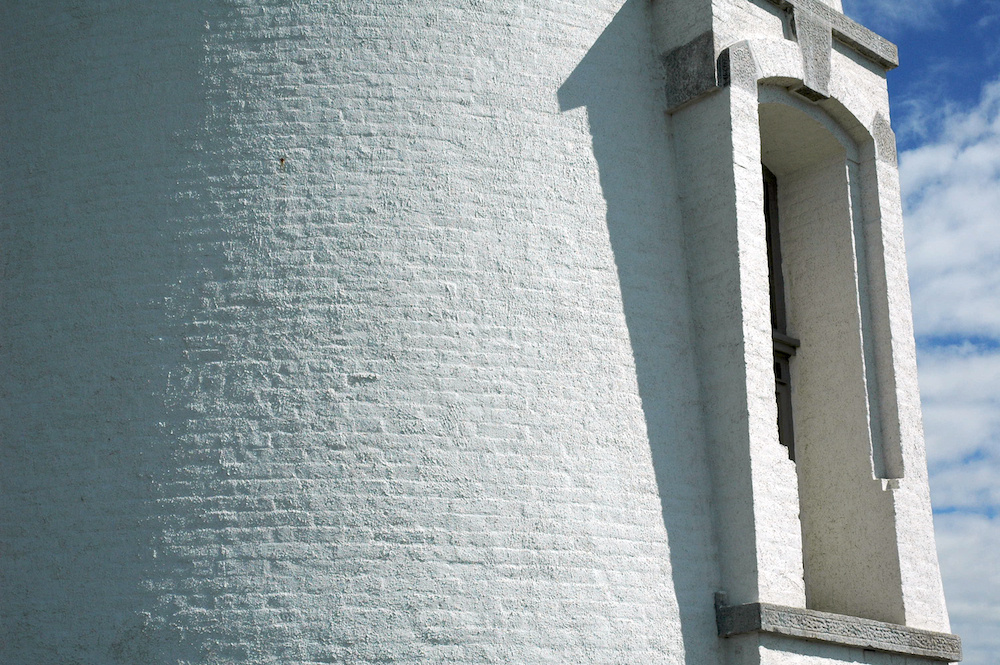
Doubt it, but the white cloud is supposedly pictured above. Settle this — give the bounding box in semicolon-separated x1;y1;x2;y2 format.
918;347;1000;463
900;75;1000;665
903;78;1000;339
932;513;1000;663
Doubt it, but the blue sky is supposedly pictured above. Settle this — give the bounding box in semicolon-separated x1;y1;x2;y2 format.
842;1;1000;662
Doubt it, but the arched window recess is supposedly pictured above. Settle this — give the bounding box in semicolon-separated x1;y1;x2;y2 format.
758;86;910;622
757;85;900;482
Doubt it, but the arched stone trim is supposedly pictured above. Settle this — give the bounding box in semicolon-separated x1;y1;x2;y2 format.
719;38;883;149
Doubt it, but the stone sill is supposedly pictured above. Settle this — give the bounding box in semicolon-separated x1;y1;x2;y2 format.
715;594;962;662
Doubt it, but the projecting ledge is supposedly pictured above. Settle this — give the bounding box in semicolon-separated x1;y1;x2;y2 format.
715;594;962;662
763;0;899;69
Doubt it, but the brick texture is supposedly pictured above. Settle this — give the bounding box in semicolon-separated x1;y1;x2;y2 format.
1;2;720;663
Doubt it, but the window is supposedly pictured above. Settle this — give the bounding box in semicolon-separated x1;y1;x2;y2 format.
764;166;799;460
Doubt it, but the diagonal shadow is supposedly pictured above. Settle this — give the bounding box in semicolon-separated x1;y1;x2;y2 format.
559;1;722;662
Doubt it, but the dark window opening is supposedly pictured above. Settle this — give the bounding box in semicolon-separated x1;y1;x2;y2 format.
764;166;800;460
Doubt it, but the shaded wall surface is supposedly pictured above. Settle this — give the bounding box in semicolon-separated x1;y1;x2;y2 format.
0;2;719;663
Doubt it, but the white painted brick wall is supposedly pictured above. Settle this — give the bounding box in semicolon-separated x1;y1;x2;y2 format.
1;1;951;662
1;2;722;663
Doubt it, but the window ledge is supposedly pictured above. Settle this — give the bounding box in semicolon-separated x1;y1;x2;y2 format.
715;594;962;662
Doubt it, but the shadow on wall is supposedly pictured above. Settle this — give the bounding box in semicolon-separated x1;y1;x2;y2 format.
0;5;210;663
559;1;722;663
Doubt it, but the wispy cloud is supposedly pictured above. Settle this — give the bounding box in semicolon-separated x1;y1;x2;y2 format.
842;0;958;32
900;75;1000;663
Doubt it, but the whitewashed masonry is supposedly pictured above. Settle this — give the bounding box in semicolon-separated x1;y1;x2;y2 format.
0;1;960;663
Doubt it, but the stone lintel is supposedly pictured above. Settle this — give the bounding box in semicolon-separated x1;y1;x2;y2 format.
715;596;962;662
764;0;899;70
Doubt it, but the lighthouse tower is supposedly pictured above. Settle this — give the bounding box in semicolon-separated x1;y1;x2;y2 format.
1;1;960;663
